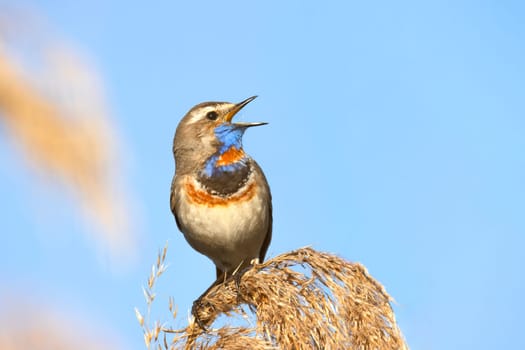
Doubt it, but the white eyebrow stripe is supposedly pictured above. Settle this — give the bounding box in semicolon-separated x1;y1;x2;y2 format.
187;106;217;124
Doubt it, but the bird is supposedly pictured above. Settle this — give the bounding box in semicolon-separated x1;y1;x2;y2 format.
170;96;272;293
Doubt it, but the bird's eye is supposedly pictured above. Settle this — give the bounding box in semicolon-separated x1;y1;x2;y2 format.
206;111;219;120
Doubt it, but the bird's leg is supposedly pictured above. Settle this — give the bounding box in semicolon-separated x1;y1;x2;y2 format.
191;276;222;330
238;258;259;287
232;259;255;304
192;259;260;329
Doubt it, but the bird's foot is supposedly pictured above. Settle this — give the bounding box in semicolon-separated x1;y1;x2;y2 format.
191;297;214;331
233;271;244;298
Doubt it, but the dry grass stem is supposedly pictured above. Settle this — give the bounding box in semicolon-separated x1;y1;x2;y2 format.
137;242;170;349
0;12;135;258
0;298;124;350
138;246;408;349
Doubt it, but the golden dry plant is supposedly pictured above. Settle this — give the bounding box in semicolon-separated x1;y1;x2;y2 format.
0;297;125;350
137;244;408;349
0;10;136;259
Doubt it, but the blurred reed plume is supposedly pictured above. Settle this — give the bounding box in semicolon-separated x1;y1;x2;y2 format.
0;9;136;259
0;298;124;350
137;245;408;349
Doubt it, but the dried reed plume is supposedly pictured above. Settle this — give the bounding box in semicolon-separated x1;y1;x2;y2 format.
0;298;124;350
137;244;408;349
0;11;135;258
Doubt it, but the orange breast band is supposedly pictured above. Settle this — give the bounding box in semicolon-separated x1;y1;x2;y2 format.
185;181;256;206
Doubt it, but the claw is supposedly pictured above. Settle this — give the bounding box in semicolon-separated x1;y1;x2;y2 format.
191;297;215;330
191;298;206;330
234;272;243;297
191;277;222;330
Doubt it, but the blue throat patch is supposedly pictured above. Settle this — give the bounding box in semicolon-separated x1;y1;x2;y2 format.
202;123;248;177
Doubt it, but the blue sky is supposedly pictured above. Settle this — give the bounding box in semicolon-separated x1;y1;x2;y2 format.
1;1;524;349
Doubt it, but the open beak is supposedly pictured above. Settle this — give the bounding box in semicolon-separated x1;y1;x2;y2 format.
224;95;268;127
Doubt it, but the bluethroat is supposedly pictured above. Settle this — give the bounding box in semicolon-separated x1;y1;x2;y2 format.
170;96;272;291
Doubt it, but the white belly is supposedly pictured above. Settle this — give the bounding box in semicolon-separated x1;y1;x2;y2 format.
176;177;270;273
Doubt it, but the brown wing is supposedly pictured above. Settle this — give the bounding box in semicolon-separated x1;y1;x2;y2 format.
170;176;183;231
258;199;273;262
252;160;273;263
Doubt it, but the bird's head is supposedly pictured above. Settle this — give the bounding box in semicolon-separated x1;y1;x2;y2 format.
173;96;266;176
